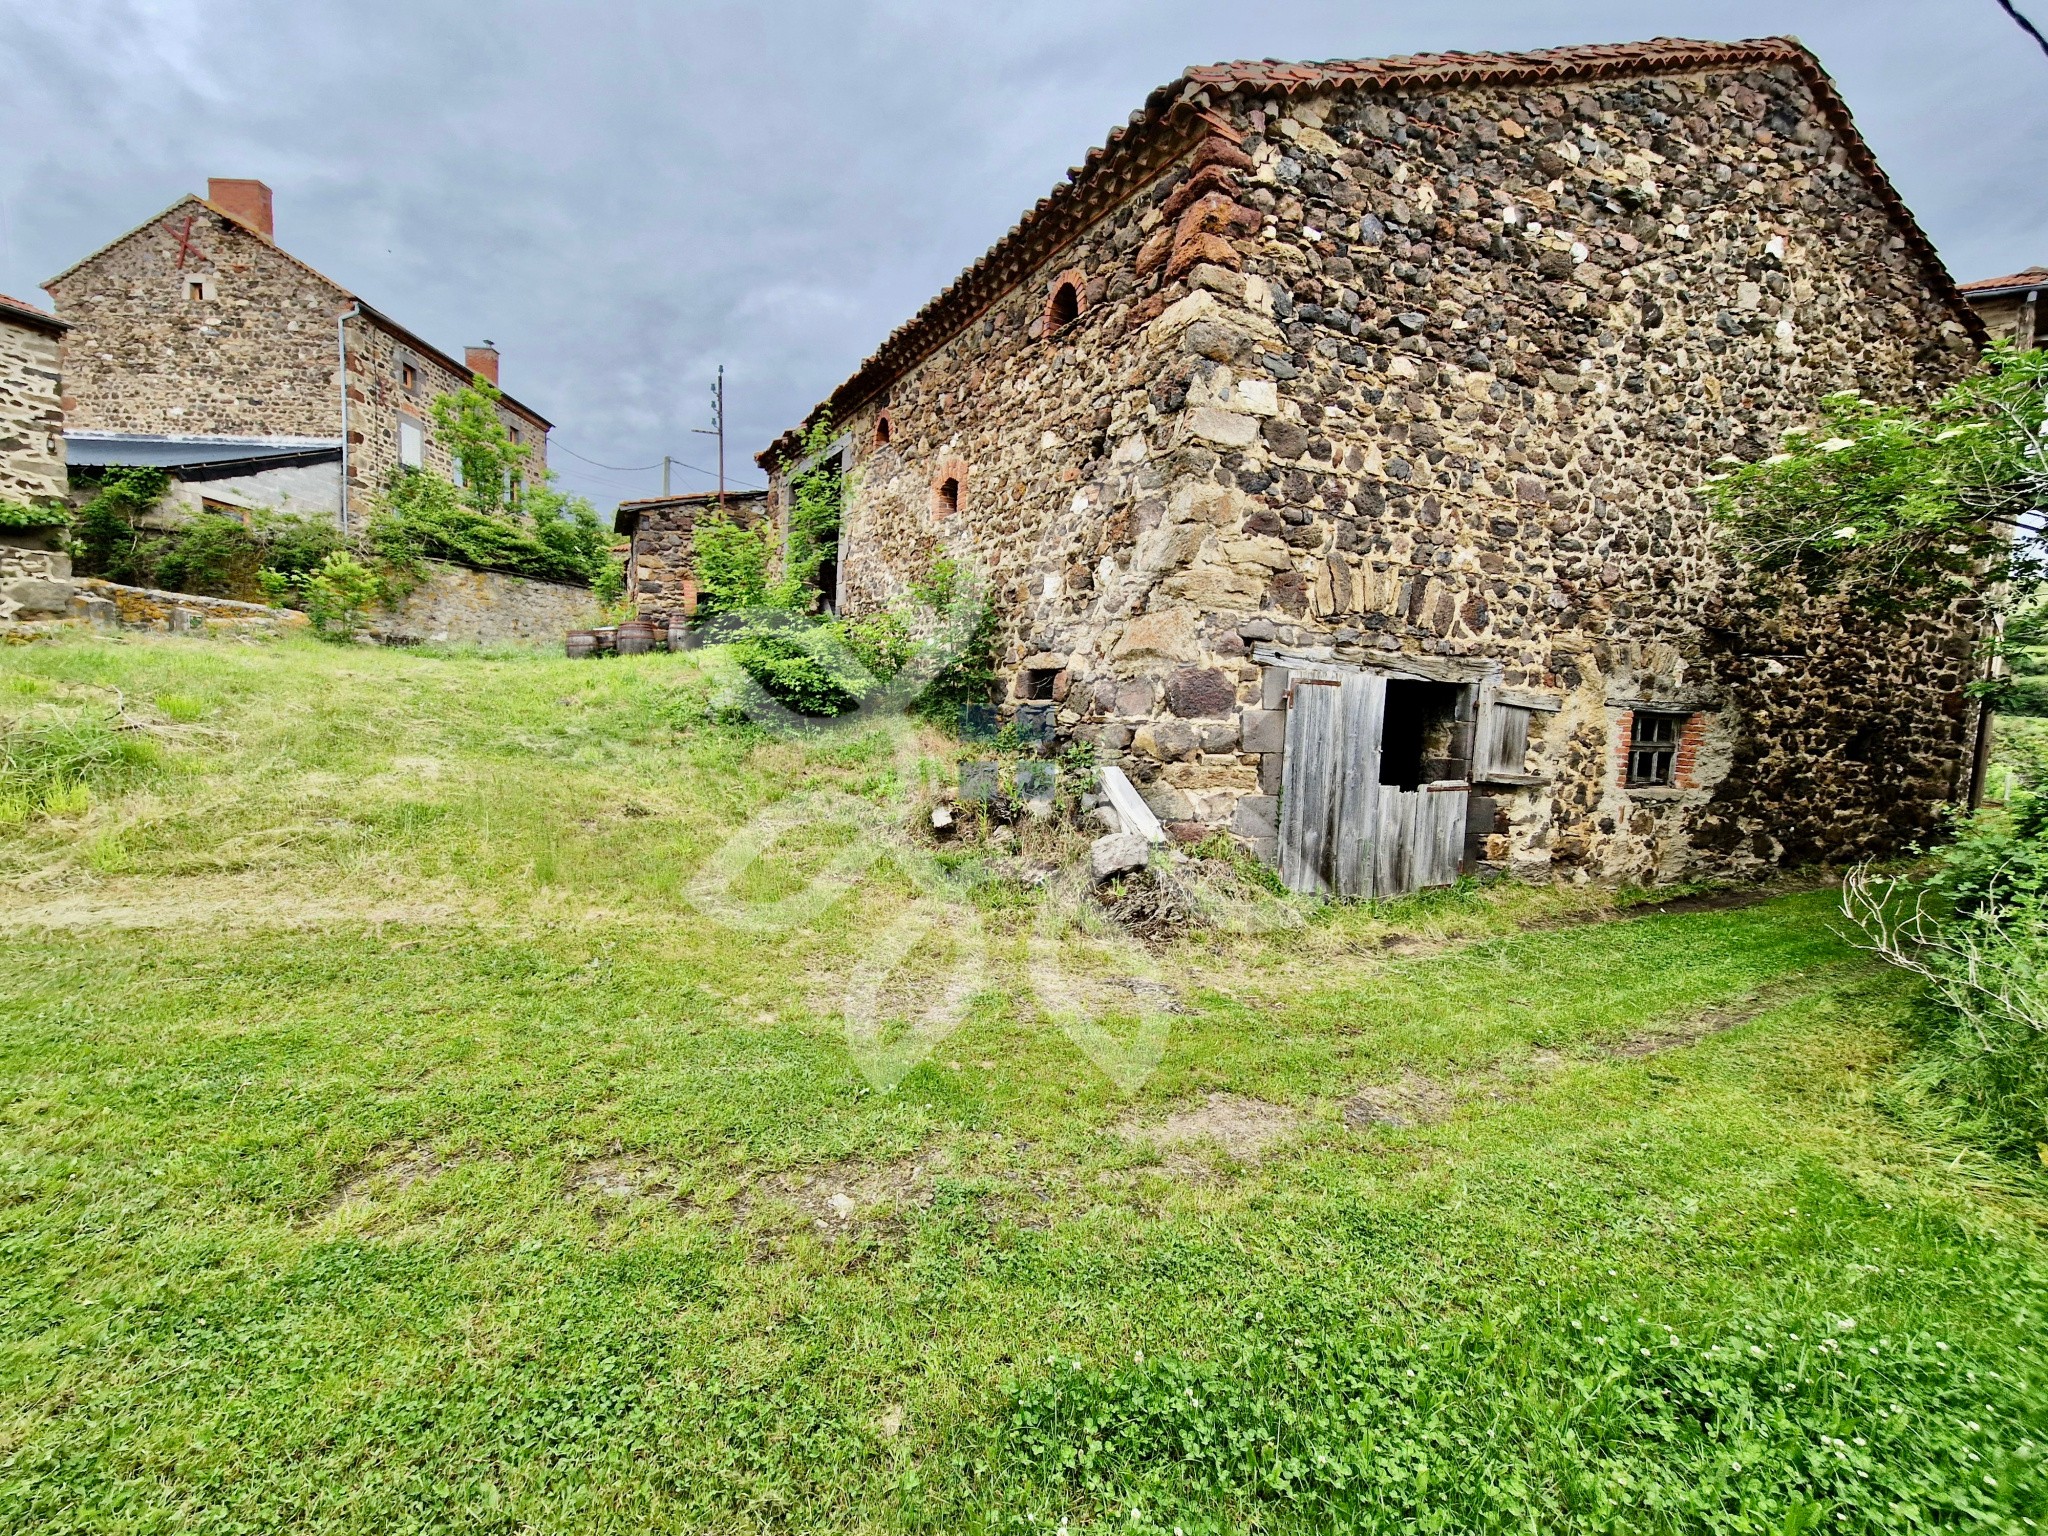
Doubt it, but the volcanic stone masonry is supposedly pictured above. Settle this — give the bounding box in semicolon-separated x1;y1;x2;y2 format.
763;38;1986;885
614;489;769;614
0;297;67;503
44;189;548;521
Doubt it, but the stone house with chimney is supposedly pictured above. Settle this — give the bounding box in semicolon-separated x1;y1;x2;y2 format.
760;36;1986;896
0;293;68;505
613;488;769;615
44;179;549;529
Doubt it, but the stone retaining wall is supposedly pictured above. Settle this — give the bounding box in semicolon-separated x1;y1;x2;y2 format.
371;560;598;645
80;578;309;636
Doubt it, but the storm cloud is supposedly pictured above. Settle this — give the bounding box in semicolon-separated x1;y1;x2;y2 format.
5;0;2045;509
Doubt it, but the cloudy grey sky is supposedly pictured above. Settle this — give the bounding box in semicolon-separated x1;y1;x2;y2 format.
6;0;2047;509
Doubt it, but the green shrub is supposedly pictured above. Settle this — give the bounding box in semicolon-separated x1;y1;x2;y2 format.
0;499;69;532
71;468;171;584
912;589;999;725
729;619;877;718
366;468;610;588
1847;800;2048;1163
694;511;775;616
301;552;384;639
150;511;265;598
1995;716;2048;792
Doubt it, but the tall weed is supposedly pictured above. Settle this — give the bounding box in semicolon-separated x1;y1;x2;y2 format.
1846;797;2048;1164
0;708;158;821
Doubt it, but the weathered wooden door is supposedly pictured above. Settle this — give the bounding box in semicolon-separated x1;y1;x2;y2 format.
1277;669;1382;898
1277;667;1469;900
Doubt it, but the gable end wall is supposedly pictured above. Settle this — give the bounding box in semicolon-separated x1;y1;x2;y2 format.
786;60;1983;883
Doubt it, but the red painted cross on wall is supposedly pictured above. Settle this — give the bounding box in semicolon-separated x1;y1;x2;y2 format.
163;214;206;269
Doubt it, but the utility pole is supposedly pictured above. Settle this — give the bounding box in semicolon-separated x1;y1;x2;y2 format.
662;456;672;497
692;365;725;511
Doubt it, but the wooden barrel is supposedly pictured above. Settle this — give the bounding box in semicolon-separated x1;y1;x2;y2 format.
668;619;698;652
593;626;619;655
615;619;655;656
565;630;597;659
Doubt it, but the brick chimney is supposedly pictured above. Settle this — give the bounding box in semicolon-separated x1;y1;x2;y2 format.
207;178;273;240
464;342;500;386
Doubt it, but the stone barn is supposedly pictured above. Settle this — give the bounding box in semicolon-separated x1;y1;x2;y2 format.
613;488;769;615
759;36;1987;895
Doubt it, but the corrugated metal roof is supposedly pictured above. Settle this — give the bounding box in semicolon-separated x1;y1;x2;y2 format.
66;431;342;471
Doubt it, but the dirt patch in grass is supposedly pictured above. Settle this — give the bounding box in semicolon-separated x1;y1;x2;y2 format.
0;887;467;933
1607;990;1783;1058
735;1156;935;1240
1343;1072;1458;1131
566;1156;678;1204
1341;986;1803;1136
1117;1092;1301;1176
315;1143;450;1218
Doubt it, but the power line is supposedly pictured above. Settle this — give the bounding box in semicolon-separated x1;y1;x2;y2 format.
551;438;767;491
550;442;665;473
1998;0;2048;59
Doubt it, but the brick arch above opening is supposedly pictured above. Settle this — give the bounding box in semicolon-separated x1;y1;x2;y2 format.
931;457;970;521
1042;266;1088;334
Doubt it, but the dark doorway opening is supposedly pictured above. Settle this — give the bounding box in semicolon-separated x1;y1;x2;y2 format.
1378;680;1467;791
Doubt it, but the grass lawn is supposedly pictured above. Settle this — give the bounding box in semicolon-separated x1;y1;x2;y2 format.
1;632;2043;1534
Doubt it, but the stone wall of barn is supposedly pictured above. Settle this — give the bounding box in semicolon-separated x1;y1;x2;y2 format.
782;59;1982;883
621;491;767;615
0;316;67;503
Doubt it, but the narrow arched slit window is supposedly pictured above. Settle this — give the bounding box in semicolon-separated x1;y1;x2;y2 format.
874;415;891;447
1050;281;1080;329
937;476;960;517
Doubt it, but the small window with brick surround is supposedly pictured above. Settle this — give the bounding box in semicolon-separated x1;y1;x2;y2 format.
1049;281;1080;329
937;476;959;517
1626;710;1689;788
874;414;891;447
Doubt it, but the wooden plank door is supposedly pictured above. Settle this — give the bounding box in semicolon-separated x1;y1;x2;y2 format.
1278;670;1384;898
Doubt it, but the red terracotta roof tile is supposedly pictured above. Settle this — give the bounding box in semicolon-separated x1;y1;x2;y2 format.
1957;267;2048;295
0;291;67;334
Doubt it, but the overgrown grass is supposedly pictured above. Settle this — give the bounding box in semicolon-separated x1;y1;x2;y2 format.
0;633;2042;1533
0;686;159;824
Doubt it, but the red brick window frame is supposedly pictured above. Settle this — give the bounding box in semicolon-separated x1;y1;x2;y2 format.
931;459;969;520
1619;709;1701;789
873;409;894;449
1043;266;1087;333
